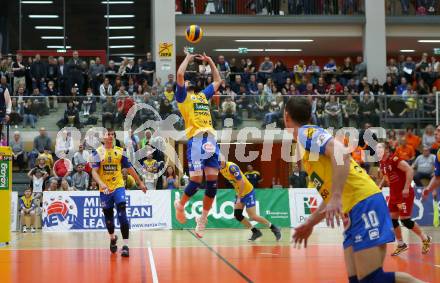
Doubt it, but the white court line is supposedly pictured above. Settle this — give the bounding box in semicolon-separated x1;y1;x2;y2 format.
147;241;159;283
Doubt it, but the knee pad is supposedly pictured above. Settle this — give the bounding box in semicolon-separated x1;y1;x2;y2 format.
205;181;217;198
401;218;415;230
359;268;395;283
184;181;200;197
234;209;244;222
392;219;400;229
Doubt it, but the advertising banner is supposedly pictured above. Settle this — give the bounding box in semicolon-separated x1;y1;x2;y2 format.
42;190;171;232
171;189;291;229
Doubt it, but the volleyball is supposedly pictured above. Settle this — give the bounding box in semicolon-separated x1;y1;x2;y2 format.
185;24;203;44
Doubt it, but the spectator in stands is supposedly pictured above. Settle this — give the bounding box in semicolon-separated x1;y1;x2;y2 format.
159;98;174;120
315;76;327;95
289;163;308;188
99;77;113;102
115;94;135;128
12;54;26;94
9;97;23;126
47;178;59;191
73;143;90;166
55;130;74;158
162;165;179;190
340;57;354;85
342;94;359;127
141;52;156;86
101;96;116;128
20;188;36;233
27;167;47;197
105;60;118;85
263;94;283;127
22;99;37;128
405;127;421;153
400;0;410;14
402;56;416;82
354;56;367;83
30;54;46;91
89;57;105;95
60;178;74;191
31;87;49;116
387;129;399;151
293;59;307;85
416;78;430;95
46;56;59;87
46;80;58;110
56;101;81;129
66;51;85;93
395;137;416;163
358;123;378;157
82;87;94;116
306;60;321;84
258;56;274;82
11;131;25;170
199;59;212;78
217;55;230;80
143;152;158;190
323;58;337;75
424;92;436;118
412;146;435;187
236;84;252;118
324;94;343;128
359;91;379;126
383;76;396;95
247;74;258;96
231;74;243;94
423;124;436;151
29;155;51;183
57;56;66;96
387;58;399;80
115;84;128;98
29;127;52;168
40;147;54;169
71;163;89;191
221;96;237;127
244;164;262;188
416;52;431;82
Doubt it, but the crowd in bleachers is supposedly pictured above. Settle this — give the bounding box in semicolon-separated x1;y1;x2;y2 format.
177;0;439;16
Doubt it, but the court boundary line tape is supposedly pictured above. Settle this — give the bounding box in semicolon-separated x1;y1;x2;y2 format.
140;235;147;283
188;230;254;283
147;241;159;283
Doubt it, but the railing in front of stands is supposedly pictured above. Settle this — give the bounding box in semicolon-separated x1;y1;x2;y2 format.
5;94;439;136
176;0;365;15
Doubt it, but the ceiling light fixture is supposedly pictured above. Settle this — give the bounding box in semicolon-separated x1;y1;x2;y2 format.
106;26;135;30
101;1;134;4
418;40;440;43
41;36;64;39
22;1;53;4
109;45;135;49
35;26;63;29
47;45;71;49
104;15;135;18
29;15;59;18
109;36;135;39
400;49;415;53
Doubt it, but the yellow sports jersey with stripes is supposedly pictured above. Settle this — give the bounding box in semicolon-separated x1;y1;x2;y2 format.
92;146;131;192
220;162;253;197
175;84;215;139
298;125;381;213
144;159;158;171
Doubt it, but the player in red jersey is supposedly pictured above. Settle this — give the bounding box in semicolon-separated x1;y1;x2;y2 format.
377;142;432;256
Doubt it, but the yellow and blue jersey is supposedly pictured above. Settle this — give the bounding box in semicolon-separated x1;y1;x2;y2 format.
297;125;381;213
435;149;440;177
91;146;132;192
143;159;158;172
220;162;254;197
175;83;215;138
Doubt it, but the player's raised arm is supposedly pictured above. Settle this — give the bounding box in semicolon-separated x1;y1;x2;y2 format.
196;53;221;92
397;160;414;197
177;52;196;87
324;138;350;228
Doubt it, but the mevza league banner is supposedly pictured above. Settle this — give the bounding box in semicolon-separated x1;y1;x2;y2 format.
42;190;171;231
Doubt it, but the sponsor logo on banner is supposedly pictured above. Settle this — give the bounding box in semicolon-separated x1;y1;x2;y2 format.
171;189;291;229
289;189;326;228
42;191;171;232
303;197;319;215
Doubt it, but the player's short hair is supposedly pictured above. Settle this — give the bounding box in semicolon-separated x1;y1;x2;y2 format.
285;96;311;125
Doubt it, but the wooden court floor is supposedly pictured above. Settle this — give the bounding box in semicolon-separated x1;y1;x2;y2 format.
1;228;440;283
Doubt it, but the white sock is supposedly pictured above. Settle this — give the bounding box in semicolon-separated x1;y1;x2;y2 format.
201;210;209;219
397;239;404;246
123;239;129;246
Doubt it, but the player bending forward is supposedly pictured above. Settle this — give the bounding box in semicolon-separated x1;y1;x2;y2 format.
91;129;146;257
285;97;423;283
173;52;221;238
377;142;431;256
219;161;281;241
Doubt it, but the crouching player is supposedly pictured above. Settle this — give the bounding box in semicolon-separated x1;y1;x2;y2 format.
285;96;423;283
91;129;146;257
377;142;432;256
220;161;281;241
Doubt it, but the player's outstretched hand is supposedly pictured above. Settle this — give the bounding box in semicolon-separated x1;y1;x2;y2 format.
102;185;110;195
292;223;313;249
139;182;147;194
323;196;342;228
195;52;212;63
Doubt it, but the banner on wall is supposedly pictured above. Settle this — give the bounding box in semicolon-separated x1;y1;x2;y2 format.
289;188;391;228
11;191;18;232
158;42;173;58
171;189;291;229
42;191;171;232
